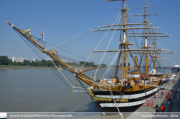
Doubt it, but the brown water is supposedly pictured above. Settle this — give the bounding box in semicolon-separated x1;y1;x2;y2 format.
0;68;103;112
0;68;171;112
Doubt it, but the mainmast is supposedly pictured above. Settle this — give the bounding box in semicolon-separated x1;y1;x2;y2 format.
144;0;149;76
121;0;128;79
94;0;162;79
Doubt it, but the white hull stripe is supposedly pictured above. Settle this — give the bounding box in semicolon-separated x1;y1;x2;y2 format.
95;88;158;99
100;99;149;107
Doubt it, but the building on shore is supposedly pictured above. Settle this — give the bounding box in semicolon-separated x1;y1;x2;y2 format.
32;59;39;62
12;57;24;63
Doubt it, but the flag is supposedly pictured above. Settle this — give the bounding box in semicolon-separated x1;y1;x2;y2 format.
37;31;44;42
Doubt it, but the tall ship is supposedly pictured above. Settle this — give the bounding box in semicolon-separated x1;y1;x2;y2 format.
7;0;174;112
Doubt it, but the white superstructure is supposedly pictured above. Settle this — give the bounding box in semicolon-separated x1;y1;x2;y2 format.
32;59;39;62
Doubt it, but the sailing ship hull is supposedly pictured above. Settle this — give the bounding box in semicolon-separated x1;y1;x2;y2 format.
91;87;158;112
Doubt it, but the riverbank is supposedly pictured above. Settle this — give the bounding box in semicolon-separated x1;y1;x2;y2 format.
0;65;106;70
0;65;54;69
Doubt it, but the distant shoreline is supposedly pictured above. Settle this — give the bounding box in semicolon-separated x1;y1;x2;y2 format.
0;65;55;69
0;65;107;70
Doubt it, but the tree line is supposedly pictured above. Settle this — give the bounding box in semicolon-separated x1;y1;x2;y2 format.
0;56;54;66
0;56;106;67
79;61;106;68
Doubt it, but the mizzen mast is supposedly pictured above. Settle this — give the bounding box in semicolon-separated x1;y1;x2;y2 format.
138;0;155;75
131;0;173;76
132;0;168;76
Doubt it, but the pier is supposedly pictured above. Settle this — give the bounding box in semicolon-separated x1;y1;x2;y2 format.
125;74;180;119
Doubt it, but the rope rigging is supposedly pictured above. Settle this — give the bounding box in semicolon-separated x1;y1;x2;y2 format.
15;0;72;26
30;33;88;61
53;2;105;43
79;12;121;72
103;52;119;78
14;29;72;89
55;12;120;49
30;2;105;29
14;29;92;91
94;12;122;78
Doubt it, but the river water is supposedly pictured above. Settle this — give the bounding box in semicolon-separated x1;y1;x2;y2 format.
0;68;171;112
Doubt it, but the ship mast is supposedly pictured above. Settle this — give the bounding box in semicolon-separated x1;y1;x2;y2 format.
94;0;162;80
107;0;134;79
121;0;128;79
144;0;149;76
140;0;153;76
133;0;157;75
153;29;157;70
131;0;171;75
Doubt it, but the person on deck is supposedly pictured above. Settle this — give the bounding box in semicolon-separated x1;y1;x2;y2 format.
155;104;159;112
161;91;164;98
177;88;180;93
161;104;165;113
168;96;171;105
137;80;139;84
178;95;180;108
169;91;172;99
134;80;137;86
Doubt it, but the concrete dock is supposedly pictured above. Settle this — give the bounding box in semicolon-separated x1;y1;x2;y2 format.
126;74;180;119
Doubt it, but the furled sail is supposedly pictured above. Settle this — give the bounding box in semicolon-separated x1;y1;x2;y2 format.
20;28;44;48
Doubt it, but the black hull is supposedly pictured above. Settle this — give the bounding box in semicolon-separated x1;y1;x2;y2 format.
92;87;155;95
91;87;157;112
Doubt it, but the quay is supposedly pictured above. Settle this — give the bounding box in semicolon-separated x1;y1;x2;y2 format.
126;73;180;119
